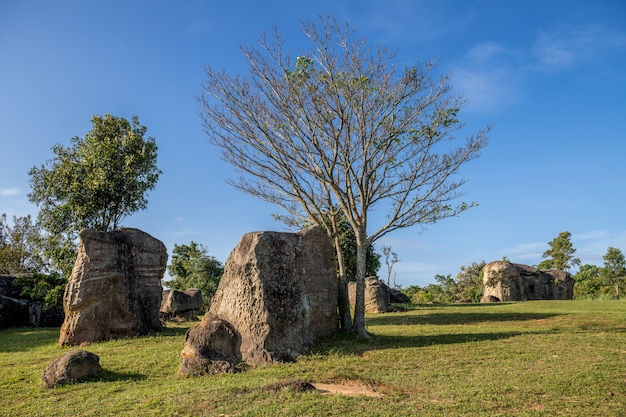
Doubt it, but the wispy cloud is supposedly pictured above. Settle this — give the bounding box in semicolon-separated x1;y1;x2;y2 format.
0;188;20;197
450;40;526;114
452;23;626;114
500;230;626;268
501;241;546;264
453;66;522;114
574;229;626;265
531;24;626;73
172;227;202;237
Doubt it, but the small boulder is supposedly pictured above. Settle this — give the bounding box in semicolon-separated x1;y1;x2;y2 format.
179;314;241;376
41;350;102;388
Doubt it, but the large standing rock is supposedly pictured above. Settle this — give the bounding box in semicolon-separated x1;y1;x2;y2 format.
161;288;203;321
41;350;102;388
179;314;241;376
481;261;574;302
59;228;167;346
206;226;338;366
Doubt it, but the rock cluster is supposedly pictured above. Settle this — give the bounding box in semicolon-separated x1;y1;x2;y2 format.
59;228;167;346
481;261;574;302
180;226;339;375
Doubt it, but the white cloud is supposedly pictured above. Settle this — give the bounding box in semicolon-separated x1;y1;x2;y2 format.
0;188;20;197
501;241;546;264
452;66;521;114
172;227;202;236
452;23;626;114
531;24;626;73
574;229;626;265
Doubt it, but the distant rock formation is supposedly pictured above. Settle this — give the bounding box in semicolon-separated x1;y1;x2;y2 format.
481;261;574;302
348;277;404;313
0;274;62;328
161;288;203;321
0;294;33;328
41;350;102;388
59;228;167;346
182;226;339;372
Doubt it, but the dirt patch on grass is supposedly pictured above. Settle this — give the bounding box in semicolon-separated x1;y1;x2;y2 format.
256;378;382;398
312;381;382;398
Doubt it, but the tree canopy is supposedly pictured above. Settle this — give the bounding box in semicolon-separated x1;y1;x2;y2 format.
0;213;43;275
601;246;625;299
165;242;224;308
28;114;161;276
29;114;161;233
540;231;581;271
198;17;489;337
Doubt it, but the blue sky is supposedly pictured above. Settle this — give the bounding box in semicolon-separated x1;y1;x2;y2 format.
1;0;625;287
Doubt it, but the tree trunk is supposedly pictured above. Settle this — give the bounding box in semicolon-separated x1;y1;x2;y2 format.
334;234;352;331
352;230;370;339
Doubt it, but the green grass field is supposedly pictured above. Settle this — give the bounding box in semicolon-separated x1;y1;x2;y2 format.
1;301;625;416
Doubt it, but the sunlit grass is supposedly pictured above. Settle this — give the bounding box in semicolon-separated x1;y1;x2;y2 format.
1;301;625;416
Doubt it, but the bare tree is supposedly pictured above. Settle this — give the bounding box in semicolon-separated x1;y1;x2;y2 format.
382;245;399;286
198;16;489;338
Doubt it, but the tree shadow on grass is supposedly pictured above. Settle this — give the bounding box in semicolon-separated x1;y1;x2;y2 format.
0;327;59;352
0;326;190;353
317;329;557;357
366;311;560;326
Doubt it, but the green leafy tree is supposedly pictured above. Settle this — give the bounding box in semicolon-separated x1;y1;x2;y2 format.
14;272;66;312
453;261;486;302
541;231;581;271
0;213;44;274
433;274;456;303
165;242;224;308
573;264;603;299
333;214;381;281
28;114;161;276
600;247;626;299
198;17;489;337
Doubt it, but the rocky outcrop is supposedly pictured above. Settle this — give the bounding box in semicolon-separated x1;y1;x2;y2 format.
0;275;64;328
161;288;203;321
41;350;102;388
0;275;24;298
481;261;574;302
348;277;404;313
59;228;167;346
388;286;411;304
197;226;338;367
0;295;33;328
179;314;241;376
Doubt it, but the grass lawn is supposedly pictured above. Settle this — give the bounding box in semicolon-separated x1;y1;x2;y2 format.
1;300;625;416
